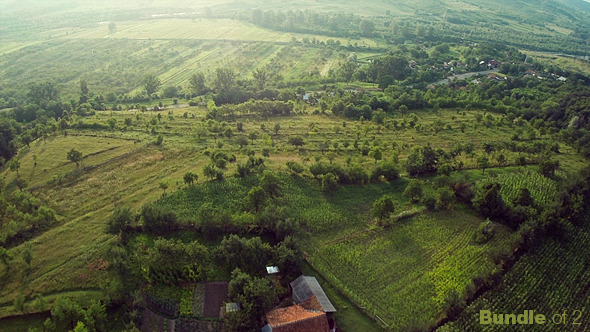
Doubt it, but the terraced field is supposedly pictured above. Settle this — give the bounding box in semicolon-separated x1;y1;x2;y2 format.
66;18;381;47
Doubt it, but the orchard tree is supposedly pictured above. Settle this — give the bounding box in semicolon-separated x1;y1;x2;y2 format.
215;67;236;91
244;186;267;212
248;132;259;144
184;172;198;186
106;207;134;237
321;173;338;196
252;68;269;90
261;171;282;198
371;195;395;220
67;148;82;166
144;74;161;96
8;158;20;176
472;182;506;219
477;155;490;174
190;73;207;95
539;158;559;178
403;179;423;203
369;146;383;163
159;181;169;195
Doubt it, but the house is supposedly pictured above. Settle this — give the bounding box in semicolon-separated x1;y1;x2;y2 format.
290;276;336;317
523;69;536;77
409;60;417;69
262;275;337;332
262;304;330;332
488;60;500;68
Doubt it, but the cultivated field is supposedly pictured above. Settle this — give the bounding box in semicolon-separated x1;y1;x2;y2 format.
438;222;590;331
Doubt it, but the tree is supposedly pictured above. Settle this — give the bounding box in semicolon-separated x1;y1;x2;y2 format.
252;68;269;90
371;195;395;220
286;161;304;174
245;132;258;145
143;74;161;96
378;75;395;89
184;172;198;186
162;86;178;98
273;123;281;135
8;158;20;176
203;164;219;180
227;269;276;330
513;188;534;207
194;125;207;141
159;181;169;195
472;182;506;219
154;133;163;146
368;146;383;163
539;158;559;178
435;187;454;210
108;22;117;33
261;171;282;198
360;19;375;36
14;292;25;313
79;79;89;103
403;179;423;203
380;162;400;182
0;246;13;271
496;154;506;167
321;173;338;196
477;155;490;174
244;186;267;212
288;136;305;147
215;68;236;91
342;61;357;84
73;321;89;332
190;73;207;95
107;118;116;130
23;242;34;267
236;136;248;148
67;148;82;166
106;207;134;236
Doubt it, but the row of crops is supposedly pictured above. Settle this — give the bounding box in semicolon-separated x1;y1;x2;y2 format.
308;210;508;330
438;222;590;331
481;170;557;207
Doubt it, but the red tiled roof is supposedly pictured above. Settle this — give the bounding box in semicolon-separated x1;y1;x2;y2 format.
266;304;330;332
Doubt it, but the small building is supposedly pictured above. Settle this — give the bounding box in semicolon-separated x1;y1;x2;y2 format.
557;76;567;82
225;302;241;314
488;60;500;68
290;276;336;317
266;266;280;275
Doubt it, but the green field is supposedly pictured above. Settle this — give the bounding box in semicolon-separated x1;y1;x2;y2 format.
438;221;590;331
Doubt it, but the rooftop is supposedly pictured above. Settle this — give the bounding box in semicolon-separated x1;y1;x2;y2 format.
265;305;330;332
290;276;336;313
